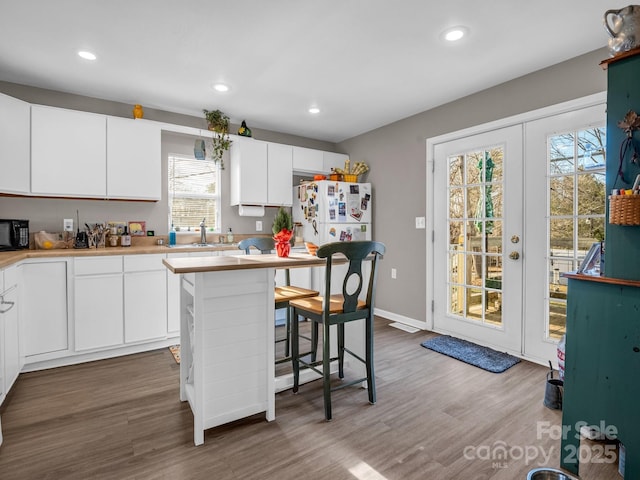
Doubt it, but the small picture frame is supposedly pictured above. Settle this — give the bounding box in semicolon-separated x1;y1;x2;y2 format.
128;221;146;236
577;242;602;275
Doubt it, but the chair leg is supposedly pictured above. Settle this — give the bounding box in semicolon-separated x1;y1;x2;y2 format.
292;307;300;393
323;320;332;421
366;314;376;405
285;306;291;358
311;319;319;362
338;323;345;379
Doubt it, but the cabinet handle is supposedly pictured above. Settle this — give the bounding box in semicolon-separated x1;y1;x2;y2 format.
0;285;16;313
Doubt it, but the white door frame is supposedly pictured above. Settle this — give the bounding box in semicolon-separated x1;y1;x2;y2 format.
425;92;606;360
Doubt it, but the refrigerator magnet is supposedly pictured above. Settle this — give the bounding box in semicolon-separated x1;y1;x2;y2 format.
350;185;360;194
329;227;336;237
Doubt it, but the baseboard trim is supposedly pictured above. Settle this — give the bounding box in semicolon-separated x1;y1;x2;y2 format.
374;308;428;331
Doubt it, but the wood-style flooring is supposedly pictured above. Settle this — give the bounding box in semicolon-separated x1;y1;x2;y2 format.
0;318;572;480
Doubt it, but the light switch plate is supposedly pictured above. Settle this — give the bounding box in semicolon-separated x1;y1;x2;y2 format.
256;220;263;232
63;218;74;232
415;217;426;229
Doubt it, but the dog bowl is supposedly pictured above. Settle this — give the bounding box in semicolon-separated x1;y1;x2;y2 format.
527;467;578;480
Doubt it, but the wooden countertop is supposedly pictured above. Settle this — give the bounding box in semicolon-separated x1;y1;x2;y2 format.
163;253;326;274
0;243;241;269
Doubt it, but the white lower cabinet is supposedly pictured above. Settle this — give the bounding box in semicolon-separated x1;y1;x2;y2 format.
21;261;69;358
1;265;22;403
75;274;124;351
124;254;167;344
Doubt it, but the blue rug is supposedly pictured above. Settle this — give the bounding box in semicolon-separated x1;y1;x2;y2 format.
421;335;520;373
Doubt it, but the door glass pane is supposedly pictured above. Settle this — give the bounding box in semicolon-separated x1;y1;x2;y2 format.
547;127;605;340
446;147;504;328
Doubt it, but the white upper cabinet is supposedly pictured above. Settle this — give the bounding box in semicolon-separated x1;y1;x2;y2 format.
230;137;268;205
323;151;349;174
292;146;324;173
107;117;161;200
31;105;107;197
267;142;293;206
0;93;30;194
230;137;293;206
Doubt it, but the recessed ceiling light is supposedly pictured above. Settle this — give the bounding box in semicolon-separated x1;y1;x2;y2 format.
212;83;230;92
78;50;97;60
442;26;468;42
308;107;320;114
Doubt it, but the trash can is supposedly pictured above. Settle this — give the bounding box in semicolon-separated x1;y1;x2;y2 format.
526;467;578;479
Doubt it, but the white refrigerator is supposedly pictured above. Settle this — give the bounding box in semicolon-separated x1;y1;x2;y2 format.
293;180;372;246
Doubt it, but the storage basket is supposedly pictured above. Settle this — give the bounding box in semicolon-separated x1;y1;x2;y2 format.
343;174;358;183
608;195;640;225
329;173;343;181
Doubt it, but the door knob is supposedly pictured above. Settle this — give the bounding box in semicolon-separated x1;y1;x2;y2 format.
511;235;520;244
509;251;520;260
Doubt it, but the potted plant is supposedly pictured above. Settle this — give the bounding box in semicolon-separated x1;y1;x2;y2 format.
203;109;232;168
272;207;293;257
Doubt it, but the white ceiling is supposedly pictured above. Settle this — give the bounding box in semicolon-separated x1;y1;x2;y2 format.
0;1;612;143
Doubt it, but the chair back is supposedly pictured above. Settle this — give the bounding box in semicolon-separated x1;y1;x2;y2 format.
317;241;386;315
237;237;274;255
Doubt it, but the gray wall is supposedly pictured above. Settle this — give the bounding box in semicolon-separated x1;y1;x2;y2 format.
337;47;609;324
0;81;337;236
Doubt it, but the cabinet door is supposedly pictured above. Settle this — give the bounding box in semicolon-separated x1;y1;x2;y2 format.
124;270;167;343
74;274;124;351
230;137;268;205
267;143;293;206
31;106;107;197
292;146;323;173
3;287;20;394
0;93;30;194
323;151;348;174
21;262;68;357
107;117;161;200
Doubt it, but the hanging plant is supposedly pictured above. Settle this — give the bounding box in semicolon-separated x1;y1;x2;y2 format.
203;109;232;169
615;109;640;186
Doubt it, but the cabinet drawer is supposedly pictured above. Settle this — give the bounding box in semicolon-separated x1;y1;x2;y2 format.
124;254;165;272
75;256;123;275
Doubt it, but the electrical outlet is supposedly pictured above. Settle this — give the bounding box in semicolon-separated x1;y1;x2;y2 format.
256;220;263;232
391;268;397;279
415;217;426;229
63;218;74;232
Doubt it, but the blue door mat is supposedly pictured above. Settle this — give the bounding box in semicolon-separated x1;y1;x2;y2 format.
421;335;520;373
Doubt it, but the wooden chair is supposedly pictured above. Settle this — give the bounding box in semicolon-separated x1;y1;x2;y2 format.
237;237;318;361
289;240;386;420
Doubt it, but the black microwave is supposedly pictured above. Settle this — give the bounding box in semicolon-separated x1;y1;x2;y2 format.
0;219;29;251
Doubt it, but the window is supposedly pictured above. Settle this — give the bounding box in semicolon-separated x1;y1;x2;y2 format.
168;154;221;233
547;126;606;339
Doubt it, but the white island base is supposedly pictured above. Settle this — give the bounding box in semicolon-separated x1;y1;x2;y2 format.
180;268;275;446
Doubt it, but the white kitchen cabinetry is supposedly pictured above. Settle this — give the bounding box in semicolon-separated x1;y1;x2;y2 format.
267;143;293;206
323;151;349;174
292;146;324;173
1;265;22;401
31;105;107;197
74;256;124;351
0;93;30;194
124;254;167;343
230;138;293;206
21;261;69;358
230;137;268;205
107;117;161;200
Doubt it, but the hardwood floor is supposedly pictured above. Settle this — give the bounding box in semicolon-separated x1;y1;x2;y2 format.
0;318;569;480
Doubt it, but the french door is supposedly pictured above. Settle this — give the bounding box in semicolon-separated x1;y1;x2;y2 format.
433;125;523;354
430;101;605;362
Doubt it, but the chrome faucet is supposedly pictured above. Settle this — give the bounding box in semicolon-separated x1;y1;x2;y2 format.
199;218;207;244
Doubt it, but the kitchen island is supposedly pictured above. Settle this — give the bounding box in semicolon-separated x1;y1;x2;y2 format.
163;253;362;446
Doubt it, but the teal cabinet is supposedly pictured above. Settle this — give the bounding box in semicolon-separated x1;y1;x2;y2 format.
561;275;640;478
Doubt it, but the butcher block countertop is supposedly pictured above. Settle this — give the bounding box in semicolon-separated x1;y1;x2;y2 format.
163;252;327;274
0;242;241;269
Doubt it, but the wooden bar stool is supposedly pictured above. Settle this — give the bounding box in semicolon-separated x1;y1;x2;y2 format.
237;238;318;362
290;240;385;421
